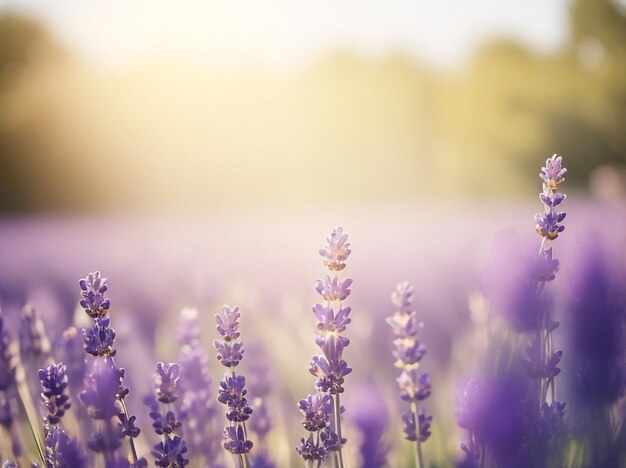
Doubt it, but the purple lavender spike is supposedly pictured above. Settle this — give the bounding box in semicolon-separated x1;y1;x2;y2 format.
388;281;432;468
214;305;254;465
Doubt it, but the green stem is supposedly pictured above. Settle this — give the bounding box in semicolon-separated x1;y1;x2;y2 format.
410;401;424;468
333;393;345;468
15;364;45;464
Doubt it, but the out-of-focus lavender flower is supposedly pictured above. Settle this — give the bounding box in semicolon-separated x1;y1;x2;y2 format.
151;435;189;467
154;363;180;404
567;244;626;465
223;426;253;455
455;375;533;468
318;227;351;271
38;363;71;425
0;314;16;391
79;358;123;421
82;317;117;357
54;327;86;394
397;370;431;402
175;308;201;347
175;308;220;465
44;425;86;468
387;281;432;467
19;305;51;361
350;383;389;468
79;271;111;319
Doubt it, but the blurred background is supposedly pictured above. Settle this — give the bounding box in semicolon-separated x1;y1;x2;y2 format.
0;0;624;213
0;1;625;466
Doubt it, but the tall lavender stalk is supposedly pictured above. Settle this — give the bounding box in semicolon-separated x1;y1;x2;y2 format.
387;282;432;468
37;362;86;467
213;305;254;468
146;362;189;467
297;227;353;467
78;271;145;467
531;155;567;424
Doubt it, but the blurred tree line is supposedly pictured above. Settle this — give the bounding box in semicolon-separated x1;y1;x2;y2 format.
0;0;624;213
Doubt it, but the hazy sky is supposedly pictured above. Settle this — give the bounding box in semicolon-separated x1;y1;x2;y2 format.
1;0;571;71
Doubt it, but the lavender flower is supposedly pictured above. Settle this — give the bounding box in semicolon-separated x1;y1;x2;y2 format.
19;305;51;361
79;358;124;421
309;335;352;395
79;271;111;318
54;327;86;394
154;362;180;404
387;281;432;468
214;305;254;464
531;155;567;445
78;272;143;467
298;393;333;432
44;425;86;468
402;409;432;443
223;426;252;455
350;384;389;468
38;363;71;425
535;154;567;247
82;317;117;357
318;227;351;271
175;308;220;465
151;436;189;467
217;375;253;423
0;314;16;392
298;227;353;467
147;362;189;468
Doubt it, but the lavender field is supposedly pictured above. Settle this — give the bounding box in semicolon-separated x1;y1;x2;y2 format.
0;155;625;467
1;1;625;466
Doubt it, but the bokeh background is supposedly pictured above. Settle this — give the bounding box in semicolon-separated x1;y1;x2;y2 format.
0;0;625;466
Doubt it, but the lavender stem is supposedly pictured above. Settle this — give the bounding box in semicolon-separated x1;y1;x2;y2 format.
15;365;45;463
410;401;424;468
333;393;345;468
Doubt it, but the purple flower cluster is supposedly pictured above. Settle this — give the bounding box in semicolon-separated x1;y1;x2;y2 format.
148;362;189;467
298;227;353;466
38;363;71;425
79;271;111;319
535;154;567;247
37;362;86;468
175;308;221;465
78;272;145;468
387;282;432;467
214;305;254;463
